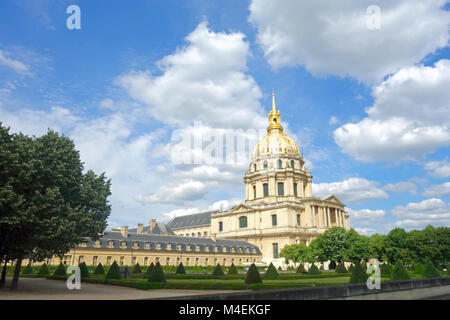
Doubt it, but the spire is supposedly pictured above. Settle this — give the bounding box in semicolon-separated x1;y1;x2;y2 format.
267;89;283;134
272;88;276;112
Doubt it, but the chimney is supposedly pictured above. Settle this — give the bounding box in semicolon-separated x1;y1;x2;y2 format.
137;223;143;234
150;219;156;233
120;226;128;238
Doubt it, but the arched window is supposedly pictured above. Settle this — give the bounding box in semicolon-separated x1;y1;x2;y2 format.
239;216;248;228
253;163;257;171
273;118;277;124
291;160;295;169
263;161;268;169
278;159;282;169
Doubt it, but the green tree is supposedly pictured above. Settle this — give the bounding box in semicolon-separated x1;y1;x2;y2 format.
132;263;142;274
280;243;309;264
227;263;238;275
105;261;121;280
176;262;186;275
390;261;410;280
423;261;440;278
0;127;111;290
245;263;262;284
368;234;387;262
53;263;66;276
296;263;306;273
349;262;368;284
212;264;224;278
335;263;348;273
37;263;49;277
79;262;89;278
22;262;33;275
312;227;348;263
148;261;165;282
345;229;370;263
94;263;105;275
385;228;412;264
264;263;279;280
414;262;425;275
146;262;155;275
308;263;321;275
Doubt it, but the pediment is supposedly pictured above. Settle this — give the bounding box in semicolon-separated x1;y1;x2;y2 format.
227;203;253;214
324;195;344;205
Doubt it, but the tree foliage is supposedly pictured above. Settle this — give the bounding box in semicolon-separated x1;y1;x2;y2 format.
390;261;410;281
308;263;321;275
176;262;186;275
132;263;142;274
37;263;49;277
349;262;368;284
212;263;224;278
148;261;165;282
53;263;67;276
335;263;348;273
105;261;121;280
94;263;105;275
423;261;440;278
79;262;89;278
227;263;238;275
264;263;279;280
245;263;262;284
0;124;111;289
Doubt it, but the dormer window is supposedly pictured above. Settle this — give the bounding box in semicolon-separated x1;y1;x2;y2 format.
120;241;126;248
107;240;114;248
133;242;139;249
95;240;101;248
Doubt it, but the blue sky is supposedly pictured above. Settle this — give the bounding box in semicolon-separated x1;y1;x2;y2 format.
1;0;449;235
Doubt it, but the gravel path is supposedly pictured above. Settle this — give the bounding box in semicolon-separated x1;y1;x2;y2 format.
0;277;238;300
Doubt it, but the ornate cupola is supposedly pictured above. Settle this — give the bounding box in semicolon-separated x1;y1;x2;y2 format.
244;90;312;204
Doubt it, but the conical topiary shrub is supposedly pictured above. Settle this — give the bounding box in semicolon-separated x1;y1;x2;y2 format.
390;261;410;281
132;263;142;274
264;263;279;280
53;263;67;276
212;263;224;278
414;262;425;275
79;262;89;278
146;262;155;275
296;263;306;273
148;261;166;282
308;263;321;275
423;261;440;278
105;261;121;280
176;262;186;275
227;263;238;275
94;263;105;275
335;263;348;274
245;263;262;284
37;263;50;277
349;262;368;284
22;262;33;275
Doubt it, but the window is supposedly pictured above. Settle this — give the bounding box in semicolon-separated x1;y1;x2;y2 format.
93;256;98;266
278;159;282;169
132;257;136;265
203;231;207;237
273;243;279;259
291;160;295;169
166;257;170;265
271;214;277;226
294;183;298;197
121;241;126;248
144;257;148;266
253;163;256;172
273;118;277;124
78;256;84;264
95;240;101;248
239;216;248;228
108;240;114;248
263;183;269;197
263;161;268;169
106;256;111;265
133;242;138;249
197;232;201;237
120;257;124;266
219;221;223;232
253;185;256;199
297;214;301;226
278;182;284;196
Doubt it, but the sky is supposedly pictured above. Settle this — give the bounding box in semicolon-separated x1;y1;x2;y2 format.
1;0;449;235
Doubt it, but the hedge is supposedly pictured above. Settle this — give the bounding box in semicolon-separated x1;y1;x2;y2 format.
264;263;279;280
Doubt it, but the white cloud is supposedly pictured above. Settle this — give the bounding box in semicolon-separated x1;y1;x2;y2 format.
424;160;450;178
383;181;417;195
207;199;241;211
116;21;266;130
354;227;377;236
135;180;212;205
162;208;202;220
328;116;339;125
334;60;450;162
422;182;450;197
312;177;389;204
391;198;450;229
249;0;450;83
0;49;30;74
347;208;386;226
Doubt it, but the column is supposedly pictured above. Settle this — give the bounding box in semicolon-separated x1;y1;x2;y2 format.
312;206;316;226
326;207;331;227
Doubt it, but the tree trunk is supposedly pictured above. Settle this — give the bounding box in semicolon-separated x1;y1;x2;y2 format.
10;258;22;291
0;258;7;287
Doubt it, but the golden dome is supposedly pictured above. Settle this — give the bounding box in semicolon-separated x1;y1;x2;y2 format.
252;91;301;160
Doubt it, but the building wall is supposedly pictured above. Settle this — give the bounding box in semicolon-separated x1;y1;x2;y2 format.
25;247;261;267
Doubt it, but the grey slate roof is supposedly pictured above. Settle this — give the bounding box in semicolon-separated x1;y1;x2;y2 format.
128;222;170;235
78;231;261;255
166;210;217;230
